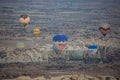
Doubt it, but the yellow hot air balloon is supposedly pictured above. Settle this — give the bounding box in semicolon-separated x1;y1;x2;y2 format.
33;28;40;36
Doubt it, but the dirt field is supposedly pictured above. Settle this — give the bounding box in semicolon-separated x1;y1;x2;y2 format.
0;61;120;80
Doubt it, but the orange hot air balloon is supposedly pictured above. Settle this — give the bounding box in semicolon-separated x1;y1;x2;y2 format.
33;28;40;36
99;23;111;37
52;34;68;54
19;15;30;28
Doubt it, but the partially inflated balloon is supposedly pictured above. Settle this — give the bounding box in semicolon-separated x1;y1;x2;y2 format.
52;45;59;54
52;34;68;54
33;28;40;36
16;42;24;50
19;15;30;28
99;23;111;37
107;52;115;60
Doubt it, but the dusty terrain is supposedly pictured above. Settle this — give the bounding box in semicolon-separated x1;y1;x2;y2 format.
0;61;120;80
0;0;120;80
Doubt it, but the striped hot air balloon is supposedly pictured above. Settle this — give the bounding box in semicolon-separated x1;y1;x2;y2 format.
107;52;116;62
87;45;98;54
52;34;68;54
99;23;111;37
19;14;30;28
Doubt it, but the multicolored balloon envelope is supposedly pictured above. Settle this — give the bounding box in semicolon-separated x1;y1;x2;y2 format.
19;15;30;28
33;28;40;36
52;34;68;54
87;45;97;54
16;42;24;50
107;52;116;60
99;23;111;37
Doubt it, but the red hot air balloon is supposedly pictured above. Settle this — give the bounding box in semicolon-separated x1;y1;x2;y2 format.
99;23;111;37
107;52;116;62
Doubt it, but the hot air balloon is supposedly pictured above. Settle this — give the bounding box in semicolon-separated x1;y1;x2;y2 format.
16;42;24;50
19;15;30;28
87;45;98;54
99;23;111;37
32;28;40;48
33;28;40;37
52;34;68;54
107;52;116;62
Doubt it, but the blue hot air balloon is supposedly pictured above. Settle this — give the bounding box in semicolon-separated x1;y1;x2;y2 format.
52;34;68;54
87;45;98;54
